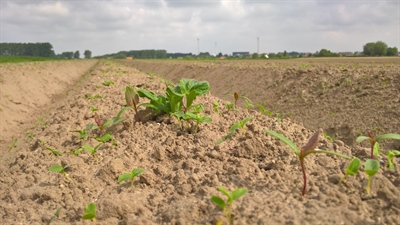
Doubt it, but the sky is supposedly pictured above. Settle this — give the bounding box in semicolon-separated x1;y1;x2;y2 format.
1;0;399;57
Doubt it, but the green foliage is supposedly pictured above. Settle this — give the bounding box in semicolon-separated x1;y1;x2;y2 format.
265;130;351;195
70;124;94;140
339;157;361;185
68;147;83;156
213;102;221;114
48;164;73;182
256;104;273;116
82;144;102;162
46;147;62;156
356;132;400;159
103;80;114;86
90;105;99;112
118;168;145;187
363;41;389;56
364;159;380;196
216;117;253;144
95;132;112;143
124;86;141;121
182;111;212;133
210;186;248;224
91;107;130;136
82;203;97;222
84;93;102;100
387;150;400;169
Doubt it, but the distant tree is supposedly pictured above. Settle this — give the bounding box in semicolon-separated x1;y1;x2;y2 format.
317;49;338;57
386;47;398;56
363;41;388;56
252;53;259;59
198;52;211;58
84;50;92;59
62;51;74;59
283;50;287;57
114;53;127;59
74;51;80;59
217;52;223;58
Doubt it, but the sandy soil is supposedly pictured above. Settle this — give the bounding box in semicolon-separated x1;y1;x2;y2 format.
0;59;399;224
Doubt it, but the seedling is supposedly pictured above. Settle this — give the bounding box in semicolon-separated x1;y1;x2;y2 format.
179;78;210;112
182;112;212;133
27;132;35;139
356;132;400;159
210;186;248;224
82;202;97;223
46;147;62;156
82;144;101;162
70;124;94;140
387;150;400;169
48;207;62;225
68;147;83;156
89;105;99;112
8;136;17;152
225;103;235;111
124;86;141;122
213;102;221;114
339;157;361;185
364;159;379;196
118;168;145;187
323;133;335;142
95;132;112;143
234;92;239;108
245;99;254;109
84;93;102;100
103;80;114;86
256;104;273;116
265;130;351;195
216;117;253;145
48;164;73;182
92;107;130;136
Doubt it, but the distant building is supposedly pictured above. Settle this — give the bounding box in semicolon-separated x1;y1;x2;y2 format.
232;52;250;57
126;56;133;60
338;52;354;57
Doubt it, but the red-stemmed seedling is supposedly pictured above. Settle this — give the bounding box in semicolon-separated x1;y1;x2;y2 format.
265;130;351;196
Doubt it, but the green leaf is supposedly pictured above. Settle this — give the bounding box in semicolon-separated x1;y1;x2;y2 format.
118;173;132;183
210;196;226;210
387;150;400;169
95;133;112;143
375;133;400;142
373;142;380;157
115;106;131;119
231;188;248;201
200;116;212;123
49;165;64;173
132;168;145;177
166;86;184;113
229;122;241;133
365;159;380;177
103;119;114;128
125;86;138;107
356;136;371;143
217;186;232;201
137;89;158;101
346;157;361;175
83;203;96;218
264;130;300;155
82;145;95;153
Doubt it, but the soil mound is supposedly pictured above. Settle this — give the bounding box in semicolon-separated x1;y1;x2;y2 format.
0;60;399;224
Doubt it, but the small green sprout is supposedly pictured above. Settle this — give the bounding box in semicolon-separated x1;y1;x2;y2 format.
387;150;400;169
46;147;62;156
364;159;380;196
82;144;101;162
182;112;212;133
356;132;400;159
225;102;235;111
27;132;35;139
9;136;17;152
216;117;253;144
92;107;130;136
48;164;73;182
275;113;284;123
103;80;114;86
210;186;248;224
323;133;335;142
245;99;254;109
48;207;62;225
68;147;83;156
339;157;361;185
82;202;97;223
265;130;351;195
95;132;112;143
70;124;94;140
256;104;273;116
124;86;141;122
89;105;99;112
213;102;221;114
118;168;145;187
84;93;102;100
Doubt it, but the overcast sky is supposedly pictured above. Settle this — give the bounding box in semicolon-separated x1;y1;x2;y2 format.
1;0;399;56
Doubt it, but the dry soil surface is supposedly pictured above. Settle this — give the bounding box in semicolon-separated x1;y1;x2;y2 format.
0;59;399;225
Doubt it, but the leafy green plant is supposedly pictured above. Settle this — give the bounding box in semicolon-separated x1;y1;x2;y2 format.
387;150;400;169
118;168;145;187
182;112;212;133
89;105;99;112
8;136;17;152
82;144;101;162
68;147;83;156
48;164;73;182
210;186;248;224
339;157;361;185
124;86;141;122
92;107;130;136
179;78;210;112
70;124;94;140
82;202;96;223
48;207;62;225
216;117;253;144
356;132;400;159
265;130;351;195
256;104;273;116
95;132;112;143
364;159;379;196
225;102;235;111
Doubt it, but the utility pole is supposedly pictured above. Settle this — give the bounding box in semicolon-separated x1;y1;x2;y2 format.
215;42;217;56
197;38;200;56
257;37;259;55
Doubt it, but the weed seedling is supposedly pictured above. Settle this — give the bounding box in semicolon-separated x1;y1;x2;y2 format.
82;144;101;162
265;130;351;195
118;168;145;187
256;104;273;116
68;147;83;156
48;207;62;225
8;136;17;152
213;102;221;115
27;132;35;139
210;186;248;224
364;159;379;196
339;157;361;185
70;124;94;140
103;80;114;86
95;132;112;143
216;117;253;144
124;86;141;122
48;164;73;182
46;147;62;156
92;107;130;136
387;150;400;169
82;202;97;223
356;132;400;159
89;105;99;112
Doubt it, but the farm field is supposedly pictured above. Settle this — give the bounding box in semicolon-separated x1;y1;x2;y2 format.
0;58;399;224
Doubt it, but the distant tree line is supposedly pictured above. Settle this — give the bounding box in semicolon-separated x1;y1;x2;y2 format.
100;49;167;59
0;42;55;57
363;41;398;56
